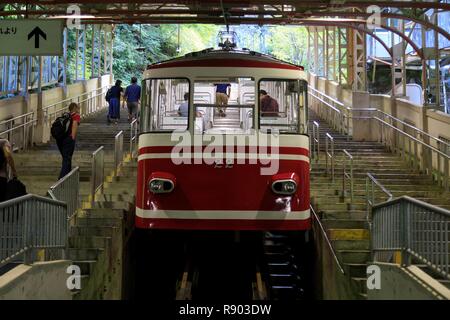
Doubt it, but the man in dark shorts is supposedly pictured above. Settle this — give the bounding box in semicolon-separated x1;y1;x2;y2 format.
214;82;231;117
124;77;141;122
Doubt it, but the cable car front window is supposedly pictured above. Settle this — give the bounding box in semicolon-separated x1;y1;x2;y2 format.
259;79;308;134
141;78;190;132
193;77;255;134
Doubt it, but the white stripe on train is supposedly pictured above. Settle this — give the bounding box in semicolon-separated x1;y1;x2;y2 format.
136;208;310;220
137;153;309;163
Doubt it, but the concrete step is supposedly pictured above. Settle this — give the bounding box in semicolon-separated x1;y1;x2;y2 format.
337;250;371;264
70;226;119;237
322;211;367;220
81;208;127;219
89;201;133;210
344;263;367;278
322;219;367;229
68;236;112;249
75;217;123;227
351;277;368;295
332;240;370;251
72;260;97;276
68;248;104;261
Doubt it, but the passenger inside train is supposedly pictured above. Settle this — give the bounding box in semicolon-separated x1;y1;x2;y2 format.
143;77;307;135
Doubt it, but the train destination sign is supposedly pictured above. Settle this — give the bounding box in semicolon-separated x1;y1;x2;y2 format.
0;20;63;56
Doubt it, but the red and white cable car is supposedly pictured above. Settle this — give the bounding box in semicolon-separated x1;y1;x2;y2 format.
136;47;310;231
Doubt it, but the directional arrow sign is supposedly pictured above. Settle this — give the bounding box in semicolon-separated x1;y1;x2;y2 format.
0;20;63;56
28;27;47;49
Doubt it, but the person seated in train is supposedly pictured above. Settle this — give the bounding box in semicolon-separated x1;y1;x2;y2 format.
178;92;189;117
259;90;279;117
214;82;231;117
178;92;204;118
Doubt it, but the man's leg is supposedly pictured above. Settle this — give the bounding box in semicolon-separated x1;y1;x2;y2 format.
59;137;76;179
127;102;132;122
222;94;228;116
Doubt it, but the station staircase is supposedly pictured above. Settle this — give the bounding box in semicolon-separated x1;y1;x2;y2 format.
11;108;137;299
212;107;241;128
308;109;450;299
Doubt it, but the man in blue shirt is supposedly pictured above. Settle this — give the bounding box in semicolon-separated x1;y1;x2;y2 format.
124;77;141;122
214;82;231;117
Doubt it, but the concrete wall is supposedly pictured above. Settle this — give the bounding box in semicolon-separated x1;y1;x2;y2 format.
368;263;450;300
312;219;361;300
0;74;112;145
0;261;72;300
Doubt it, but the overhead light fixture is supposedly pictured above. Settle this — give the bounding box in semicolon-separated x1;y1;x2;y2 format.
47;15;111;19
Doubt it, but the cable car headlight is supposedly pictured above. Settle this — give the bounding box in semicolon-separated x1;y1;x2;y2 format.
271;173;299;195
148;172;176;194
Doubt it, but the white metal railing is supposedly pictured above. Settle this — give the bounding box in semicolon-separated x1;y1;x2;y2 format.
308;86;351;139
130;119;138;159
90;146;104;204
47;166;80;220
115;131;124;176
311;120;320;162
325;132;335;181
43;85;110;128
375;115;450;191
309;87;450;191
311;204;345;274
342;149;354;204
0;194;67;268
366;172;393;225
0;112;36;151
372;196;450;279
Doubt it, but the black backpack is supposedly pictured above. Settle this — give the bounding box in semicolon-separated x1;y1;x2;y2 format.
105;88;113;102
51;112;72;141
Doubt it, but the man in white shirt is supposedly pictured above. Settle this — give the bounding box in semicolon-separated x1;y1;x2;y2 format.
178;92;189;117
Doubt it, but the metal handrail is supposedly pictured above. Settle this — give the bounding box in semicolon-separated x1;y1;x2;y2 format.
309;87;450;190
342;149;354;204
0;194;67;268
371;196;450;279
374;116;450;190
114;131;124;176
325;132;335;181
44;85;109;123
310;204;345;274
90;146;104;204
312;120;320;162
47;166;80;220
366;172;393;225
308;86;345;107
0;112;36;151
308;86;349;138
377;110;450;150
130;119;138;159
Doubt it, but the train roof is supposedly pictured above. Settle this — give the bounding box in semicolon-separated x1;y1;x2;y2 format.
146;48;304;71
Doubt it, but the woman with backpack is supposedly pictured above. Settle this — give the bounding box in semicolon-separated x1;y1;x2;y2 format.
106;80;123;124
56;102;80;180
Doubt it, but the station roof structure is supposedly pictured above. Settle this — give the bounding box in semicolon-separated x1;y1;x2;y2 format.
1;1;449;26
